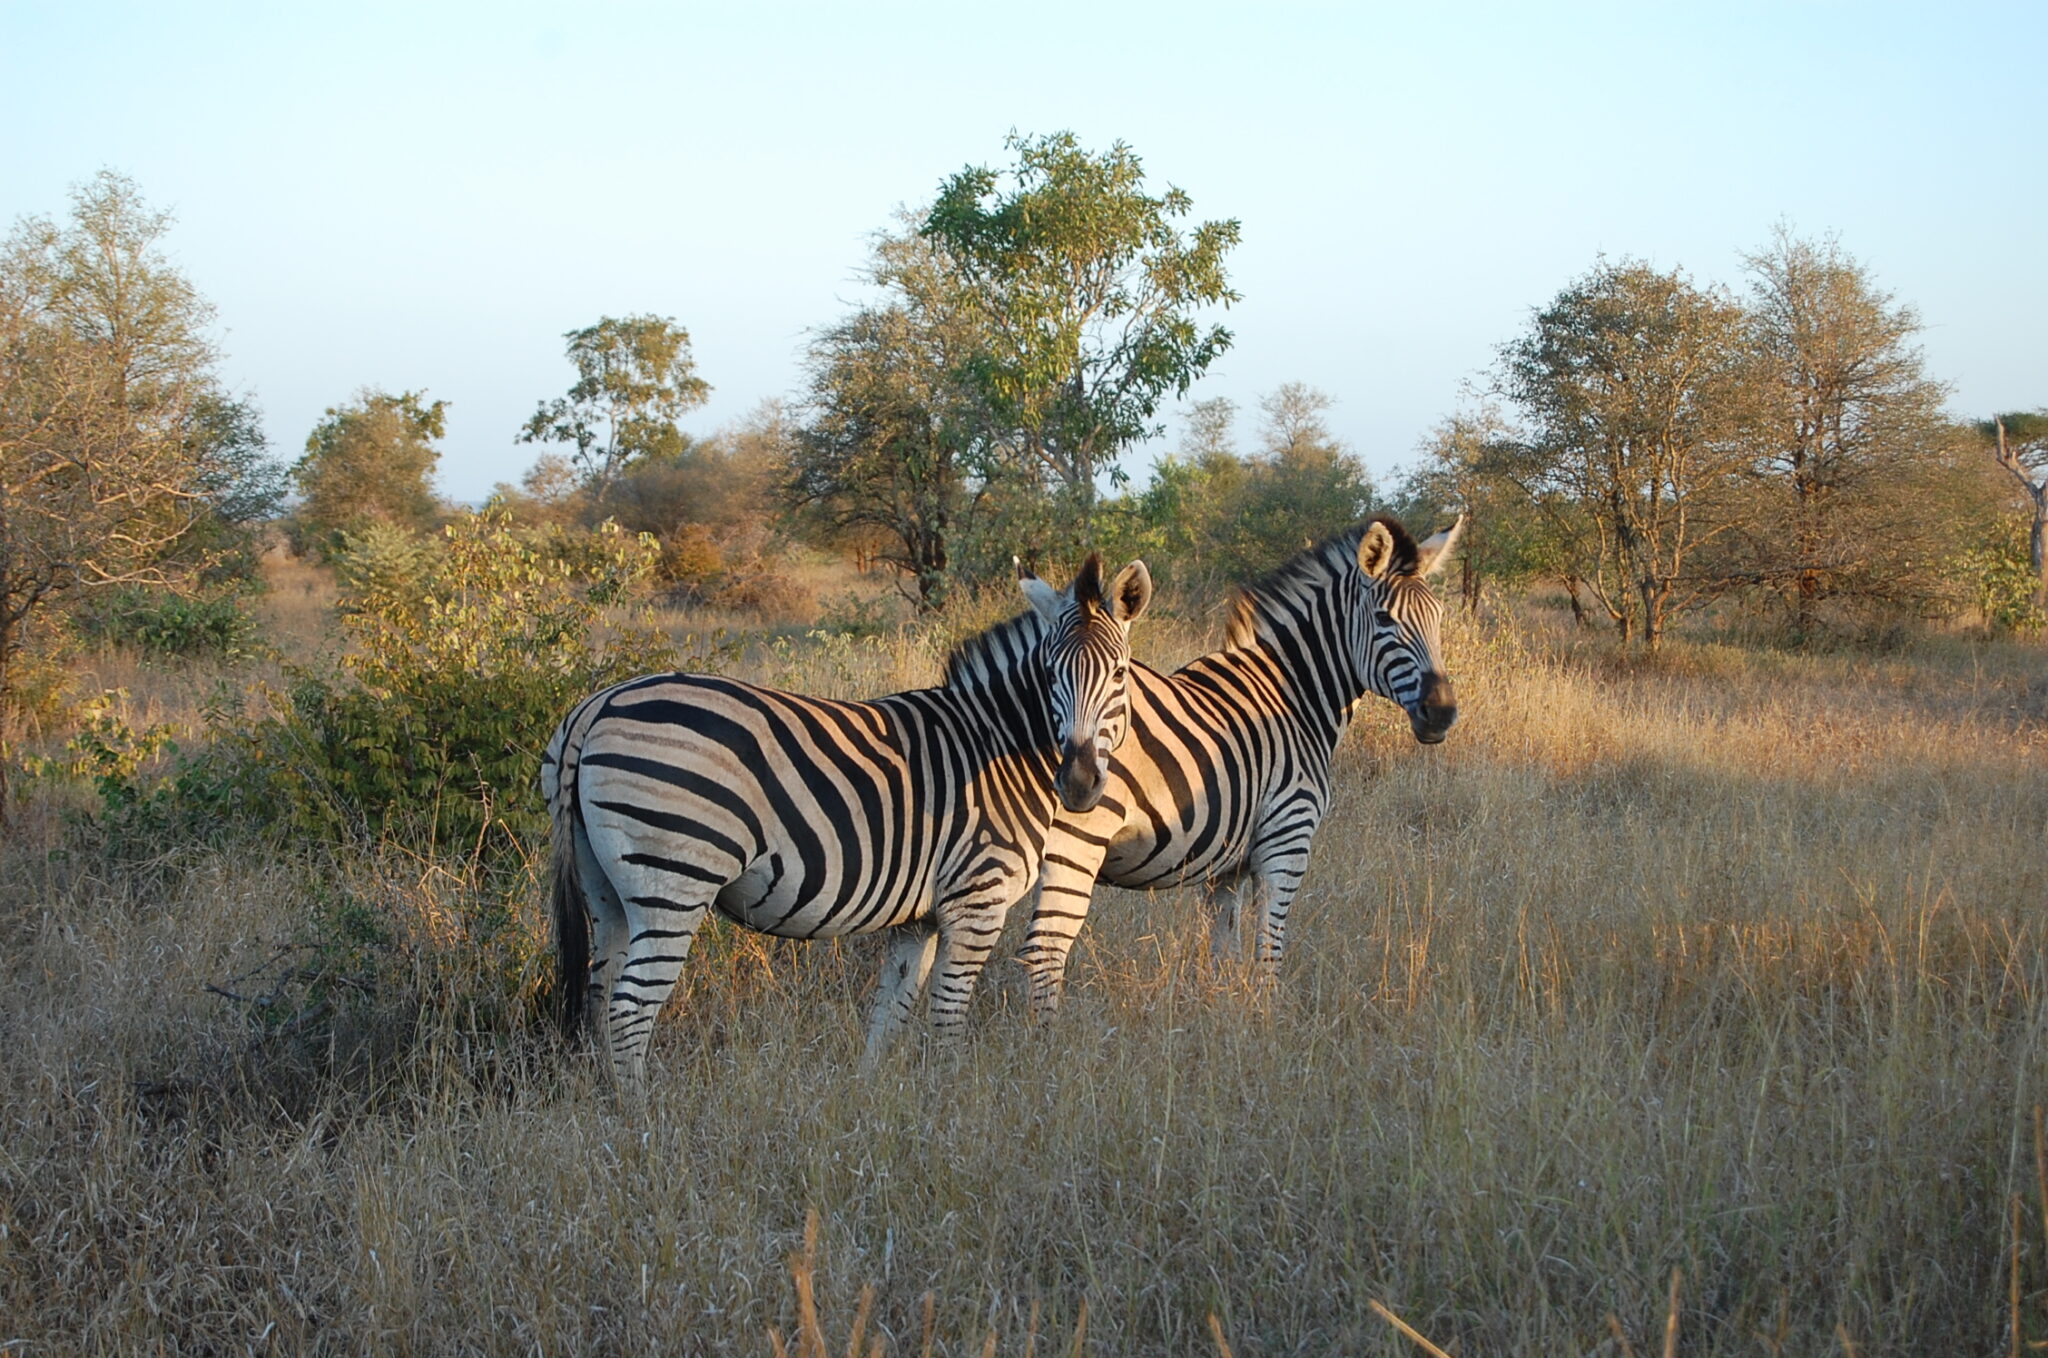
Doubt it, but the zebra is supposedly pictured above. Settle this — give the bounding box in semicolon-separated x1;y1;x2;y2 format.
541;552;1153;1086
1008;514;1463;1015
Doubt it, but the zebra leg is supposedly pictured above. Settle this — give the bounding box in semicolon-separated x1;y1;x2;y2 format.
926;903;1010;1044
1247;851;1312;977
574;827;630;1044
863;923;939;1067
605;897;711;1087
1017;852;1110;1021
1205;867;1251;965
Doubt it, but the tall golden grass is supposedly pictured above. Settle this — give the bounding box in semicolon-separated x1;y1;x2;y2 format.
3;573;2045;1354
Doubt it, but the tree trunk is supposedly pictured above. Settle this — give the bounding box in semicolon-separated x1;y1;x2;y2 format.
2030;500;2047;610
1564;576;1588;627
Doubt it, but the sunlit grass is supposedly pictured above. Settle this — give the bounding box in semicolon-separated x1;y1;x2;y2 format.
3;569;2045;1353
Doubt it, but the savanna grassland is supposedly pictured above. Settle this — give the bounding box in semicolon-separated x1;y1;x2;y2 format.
3;560;2046;1357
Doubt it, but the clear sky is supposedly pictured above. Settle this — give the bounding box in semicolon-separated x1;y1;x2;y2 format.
4;1;2041;502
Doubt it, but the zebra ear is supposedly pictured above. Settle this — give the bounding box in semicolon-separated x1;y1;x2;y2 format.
1414;515;1467;578
1356;521;1399;580
1017;558;1063;621
1108;560;1153;625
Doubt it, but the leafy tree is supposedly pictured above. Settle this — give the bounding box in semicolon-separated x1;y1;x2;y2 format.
1985;410;2048;608
1498;258;1752;649
1111;397;1246;579
1729;230;1958;625
1402;405;1592;617
483;450;583;529
256;511;679;849
520;314;710;497
786;231;995;610
184;389;288;584
1224;383;1377;570
922;131;1240;528
0;171;240;772
290;388;446;560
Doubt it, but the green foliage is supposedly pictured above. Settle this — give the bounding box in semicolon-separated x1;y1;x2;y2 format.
73;585;262;660
290;388;446;560
252;511;697;850
330;521;442;613
1961;511;2046;634
20;688;263;857
520;314;711;495
1096;387;1377;587
1496;258;1753;647
184;389;288;586
922;131;1240;522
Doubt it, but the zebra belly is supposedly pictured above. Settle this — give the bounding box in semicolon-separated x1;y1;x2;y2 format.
1100;824;1247;890
716;854;935;939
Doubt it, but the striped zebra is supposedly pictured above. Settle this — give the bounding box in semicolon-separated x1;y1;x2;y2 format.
541;553;1153;1085
1012;515;1463;1013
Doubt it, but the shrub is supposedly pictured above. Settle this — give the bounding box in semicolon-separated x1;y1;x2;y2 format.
330;522;443;615
73;586;262;660
1962;511;2046;635
249;511;716;852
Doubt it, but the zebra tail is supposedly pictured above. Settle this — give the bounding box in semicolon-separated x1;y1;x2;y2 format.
550;793;591;1043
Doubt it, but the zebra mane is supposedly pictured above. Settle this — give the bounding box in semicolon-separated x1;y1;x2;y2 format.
941;608;1046;693
1224;516;1420;650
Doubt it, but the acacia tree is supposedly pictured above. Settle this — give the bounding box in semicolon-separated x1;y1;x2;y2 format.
290;389;446;559
520;315;710;497
922;132;1240;529
1499;259;1753;648
1;171;242;762
1733;230;1956;625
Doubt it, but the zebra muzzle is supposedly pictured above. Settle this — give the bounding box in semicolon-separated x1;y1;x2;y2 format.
1410;673;1458;744
1055;738;1107;813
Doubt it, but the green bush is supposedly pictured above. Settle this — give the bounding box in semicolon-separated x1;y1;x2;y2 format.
330;521;443;615
1961;511;2046;635
73;586;261;660
249;511;717;851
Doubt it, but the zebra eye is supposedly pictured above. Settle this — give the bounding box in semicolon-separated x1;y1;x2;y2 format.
1113;663;1129;680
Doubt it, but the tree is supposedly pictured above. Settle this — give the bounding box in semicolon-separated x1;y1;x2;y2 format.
1;171;238;763
1403;404;1591;616
1986;410;2048;608
1228;384;1377;568
922;131;1240;528
290;388;446;559
1114;397;1246;578
786;233;991;610
185;389;288;584
520;315;710;497
1730;230;1957;626
1498;259;1752;649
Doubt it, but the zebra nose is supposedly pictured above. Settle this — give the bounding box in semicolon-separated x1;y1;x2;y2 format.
1056;738;1107;813
1412;674;1457;743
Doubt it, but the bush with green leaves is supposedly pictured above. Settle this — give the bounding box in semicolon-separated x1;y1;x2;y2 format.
253;511;712;850
73;586;262;660
330;521;443;615
1961;511;2046;635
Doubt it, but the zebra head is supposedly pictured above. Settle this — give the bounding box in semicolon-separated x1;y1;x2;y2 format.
1352;514;1464;744
1019;552;1153;813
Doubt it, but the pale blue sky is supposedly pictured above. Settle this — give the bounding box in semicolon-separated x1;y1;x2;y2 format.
4;1;2040;501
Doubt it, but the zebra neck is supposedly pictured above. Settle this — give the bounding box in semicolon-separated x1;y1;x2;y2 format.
911;607;1062;763
1232;581;1367;751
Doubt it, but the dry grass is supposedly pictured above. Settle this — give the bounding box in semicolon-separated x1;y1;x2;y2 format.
4;580;2046;1355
